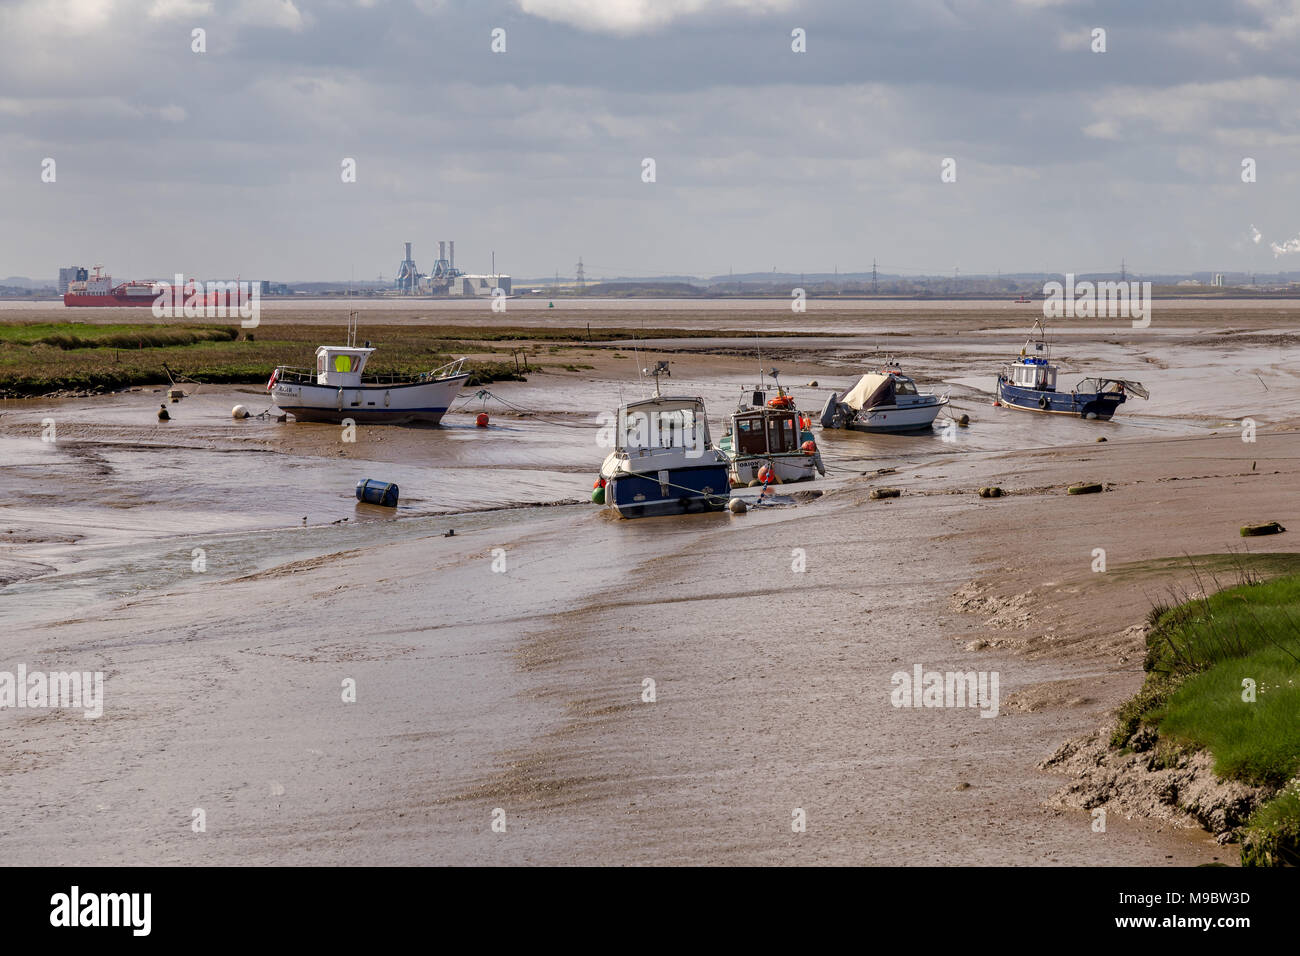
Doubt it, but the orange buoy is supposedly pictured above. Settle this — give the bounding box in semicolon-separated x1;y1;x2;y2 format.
801;440;816;454
475;412;489;427
758;465;774;483
593;477;606;489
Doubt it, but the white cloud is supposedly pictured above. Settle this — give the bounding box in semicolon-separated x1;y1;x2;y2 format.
232;0;306;30
1251;224;1262;244
1271;234;1300;256
1082;119;1120;140
1235;0;1300;49
148;0;212;18
516;0;794;35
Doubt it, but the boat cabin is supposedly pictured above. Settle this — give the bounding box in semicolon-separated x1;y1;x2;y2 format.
731;408;800;456
315;346;375;387
1008;357;1057;392
618;397;711;457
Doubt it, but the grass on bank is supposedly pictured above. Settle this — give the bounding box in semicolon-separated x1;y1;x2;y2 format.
1114;557;1300;866
0;321;806;395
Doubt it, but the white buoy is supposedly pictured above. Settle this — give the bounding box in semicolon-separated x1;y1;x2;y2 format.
728;497;747;514
232;404;250;419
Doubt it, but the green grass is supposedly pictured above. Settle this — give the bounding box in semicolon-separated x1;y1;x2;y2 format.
0;320;828;396
1241;779;1300;866
1117;560;1300;865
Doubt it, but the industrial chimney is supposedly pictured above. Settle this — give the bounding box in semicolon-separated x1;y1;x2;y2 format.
405;241;412;262
449;241;455;272
438;241;446;262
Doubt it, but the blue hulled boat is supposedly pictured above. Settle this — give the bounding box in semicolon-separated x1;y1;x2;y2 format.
995;320;1148;420
596;362;731;519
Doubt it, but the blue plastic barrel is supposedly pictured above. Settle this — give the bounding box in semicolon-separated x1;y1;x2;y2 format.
355;478;399;508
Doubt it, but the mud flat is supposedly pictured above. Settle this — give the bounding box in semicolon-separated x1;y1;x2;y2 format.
0;306;1297;865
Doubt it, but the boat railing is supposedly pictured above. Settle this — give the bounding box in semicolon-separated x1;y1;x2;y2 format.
272;358;468;386
425;357;468;381
272;366;316;386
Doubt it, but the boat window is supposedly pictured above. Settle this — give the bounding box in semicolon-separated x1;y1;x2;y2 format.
895;380;917;395
767;416;797;451
736;418;767;454
619;406;705;453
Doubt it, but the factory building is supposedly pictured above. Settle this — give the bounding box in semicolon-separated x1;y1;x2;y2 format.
449;274;511;296
393;240;506;295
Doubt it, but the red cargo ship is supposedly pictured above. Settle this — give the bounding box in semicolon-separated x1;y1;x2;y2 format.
63;266;252;310
63;266;160;307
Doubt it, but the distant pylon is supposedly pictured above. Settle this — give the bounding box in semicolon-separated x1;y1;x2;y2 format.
1120;258;1127;282
872;258;878;293
575;257;585;292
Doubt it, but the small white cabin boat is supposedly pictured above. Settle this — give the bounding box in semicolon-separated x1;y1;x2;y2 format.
268;317;469;425
820;366;948;433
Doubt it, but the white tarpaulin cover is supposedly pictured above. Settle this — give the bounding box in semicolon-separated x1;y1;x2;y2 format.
841;373;895;411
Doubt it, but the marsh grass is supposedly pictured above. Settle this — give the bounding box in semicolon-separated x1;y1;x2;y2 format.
1117;555;1300;865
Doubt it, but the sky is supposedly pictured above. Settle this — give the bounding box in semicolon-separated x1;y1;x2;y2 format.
2;0;1300;282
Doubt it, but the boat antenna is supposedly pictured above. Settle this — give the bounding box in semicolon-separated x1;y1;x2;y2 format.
643;360;670;398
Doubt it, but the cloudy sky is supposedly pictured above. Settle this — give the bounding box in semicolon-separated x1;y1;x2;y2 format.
3;0;1300;282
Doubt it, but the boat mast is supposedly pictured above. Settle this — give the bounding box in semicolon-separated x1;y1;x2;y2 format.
346;276;357;348
1021;315;1050;361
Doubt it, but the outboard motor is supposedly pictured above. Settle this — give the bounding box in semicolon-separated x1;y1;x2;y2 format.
820;392;839;428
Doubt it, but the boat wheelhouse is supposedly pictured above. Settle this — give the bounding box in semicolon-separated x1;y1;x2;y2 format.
597;363;730;518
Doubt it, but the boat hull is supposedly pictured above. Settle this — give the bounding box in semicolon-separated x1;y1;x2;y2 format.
996;378;1125;420
63;294;157;307
271;374;469;425
603;462;730;519
838;400;946;433
728;453;817;484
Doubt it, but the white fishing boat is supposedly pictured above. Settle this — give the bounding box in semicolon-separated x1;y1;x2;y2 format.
268;314;469;425
718;369;824;484
820;365;949;433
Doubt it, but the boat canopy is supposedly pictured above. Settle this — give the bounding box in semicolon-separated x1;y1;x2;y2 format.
842;373;896;411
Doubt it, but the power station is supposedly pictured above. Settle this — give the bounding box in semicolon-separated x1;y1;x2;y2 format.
393;240;510;296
